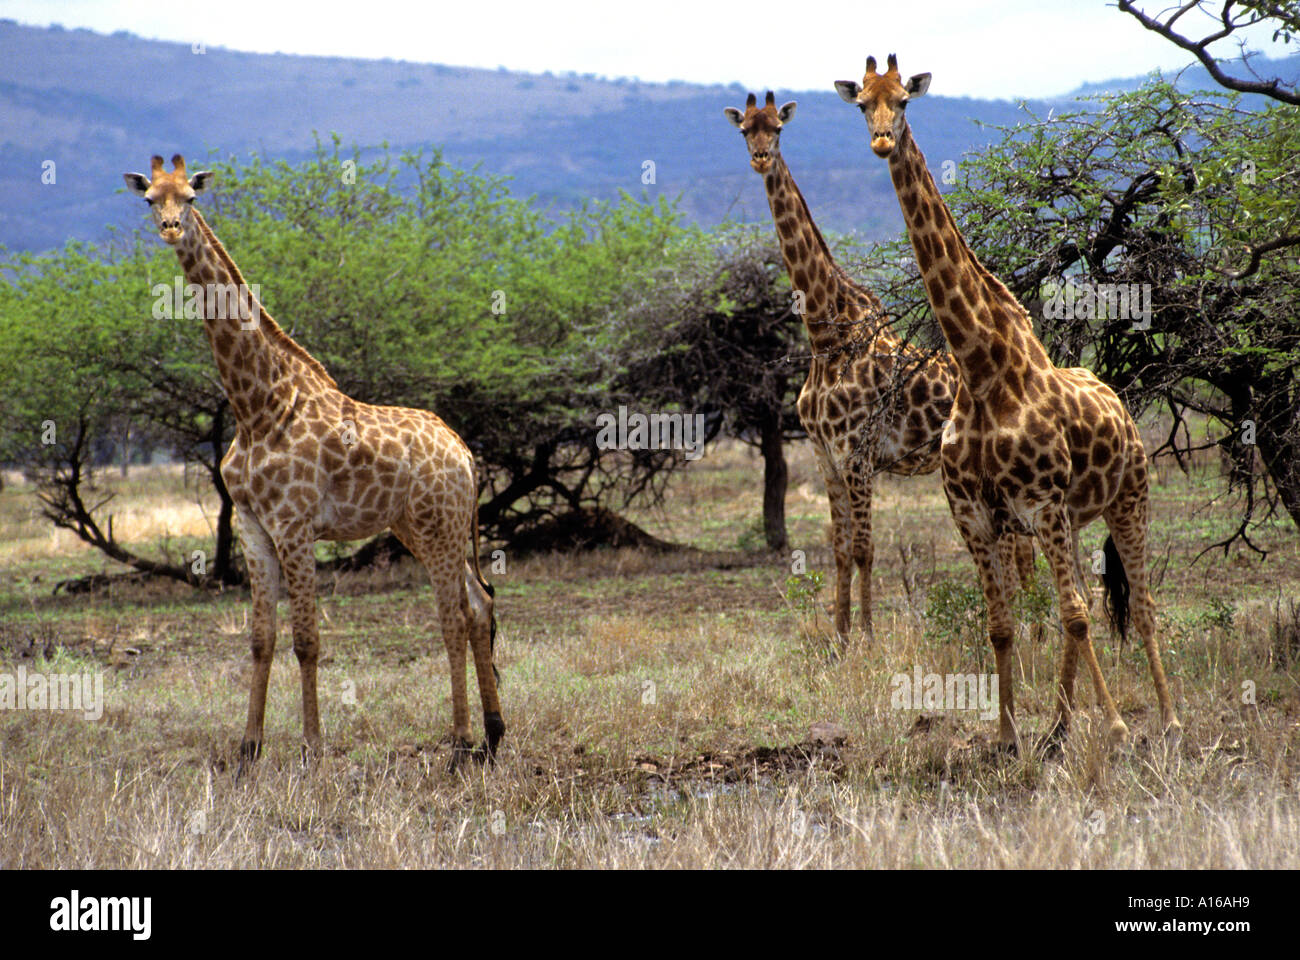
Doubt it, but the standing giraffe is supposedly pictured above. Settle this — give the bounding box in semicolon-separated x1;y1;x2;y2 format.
123;155;504;771
724;91;1033;644
835;57;1179;749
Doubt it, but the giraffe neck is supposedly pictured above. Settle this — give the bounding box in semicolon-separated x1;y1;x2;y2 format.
887;126;1048;390
172;209;337;432
763;156;872;356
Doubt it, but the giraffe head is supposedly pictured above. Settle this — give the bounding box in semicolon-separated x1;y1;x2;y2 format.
122;154;213;245
723;91;797;174
834;54;931;158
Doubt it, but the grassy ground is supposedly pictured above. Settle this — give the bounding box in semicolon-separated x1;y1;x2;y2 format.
1;436;1297;868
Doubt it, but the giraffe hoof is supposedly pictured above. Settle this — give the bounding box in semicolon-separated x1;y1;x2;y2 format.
1106;719;1130;747
300;742;322;767
1038;722;1068;756
991;738;1018;757
480;712;505;764
235;739;261;780
448;737;476;774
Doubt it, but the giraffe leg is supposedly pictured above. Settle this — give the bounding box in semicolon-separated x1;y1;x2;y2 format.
433;571;474;772
1104;488;1180;736
1009;534;1044;645
977;538;1018;750
847;472;875;644
818;460;854;646
953;510;1019;750
1070;527;1093;615
1039;506;1128;748
1042;527;1081;748
236;510;280;776
277;534;323;762
996;535;1020;596
462;563;505;763
1013;535;1035;591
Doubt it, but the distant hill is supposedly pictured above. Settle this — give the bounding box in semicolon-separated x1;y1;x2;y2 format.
1064;54;1299;101
1;20;1294;252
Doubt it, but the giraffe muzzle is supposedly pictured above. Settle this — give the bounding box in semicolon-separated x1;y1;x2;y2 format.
870;134;895;157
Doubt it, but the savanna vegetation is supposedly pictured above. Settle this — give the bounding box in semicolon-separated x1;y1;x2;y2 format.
0;2;1297;868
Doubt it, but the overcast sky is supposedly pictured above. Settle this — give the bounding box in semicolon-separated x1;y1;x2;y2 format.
1;0;1290;99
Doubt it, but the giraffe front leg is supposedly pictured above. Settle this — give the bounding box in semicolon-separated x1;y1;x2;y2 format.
1039;506;1128;748
1012;534;1036;592
277;534;324;763
965;528;1018;751
847;473;876;644
821;467;855;649
236;510;280;776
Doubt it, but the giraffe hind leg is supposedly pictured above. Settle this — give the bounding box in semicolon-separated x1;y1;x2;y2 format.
1104;499;1180;737
1039;506;1128;748
1010;534;1045;645
463;561;504;764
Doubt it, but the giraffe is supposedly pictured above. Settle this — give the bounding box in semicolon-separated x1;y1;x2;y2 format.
723;91;1034;644
835;57;1180;750
123;155;504;772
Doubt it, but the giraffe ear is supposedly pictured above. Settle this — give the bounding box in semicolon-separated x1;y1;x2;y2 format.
777;101;796;123
123;173;150;196
834;80;861;104
189;170;214;193
723;107;744;128
906;73;931;98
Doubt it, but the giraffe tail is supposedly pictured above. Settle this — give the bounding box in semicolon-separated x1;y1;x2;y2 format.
1100;534;1130;643
469;489;499;681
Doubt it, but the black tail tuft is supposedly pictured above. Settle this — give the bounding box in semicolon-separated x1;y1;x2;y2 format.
1101;535;1130;642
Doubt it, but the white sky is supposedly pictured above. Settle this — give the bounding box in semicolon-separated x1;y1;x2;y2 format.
1;0;1290;99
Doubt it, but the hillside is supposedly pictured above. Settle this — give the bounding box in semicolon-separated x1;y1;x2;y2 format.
1;20;1294;251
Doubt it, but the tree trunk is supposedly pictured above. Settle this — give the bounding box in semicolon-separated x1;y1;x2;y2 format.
1254;372;1300;532
206;403;243;585
759;412;789;552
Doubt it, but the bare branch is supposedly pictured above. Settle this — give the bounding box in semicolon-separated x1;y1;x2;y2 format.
1215;231;1300;278
1118;0;1300;104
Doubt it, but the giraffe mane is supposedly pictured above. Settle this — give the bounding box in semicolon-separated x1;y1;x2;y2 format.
191;208;339;389
778;159;889;338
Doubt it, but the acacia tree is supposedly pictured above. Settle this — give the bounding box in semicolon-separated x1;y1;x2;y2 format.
621;227;807;551
0;141;726;579
0;239;237;585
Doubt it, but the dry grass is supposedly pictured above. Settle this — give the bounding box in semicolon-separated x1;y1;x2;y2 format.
1;439;1297;868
